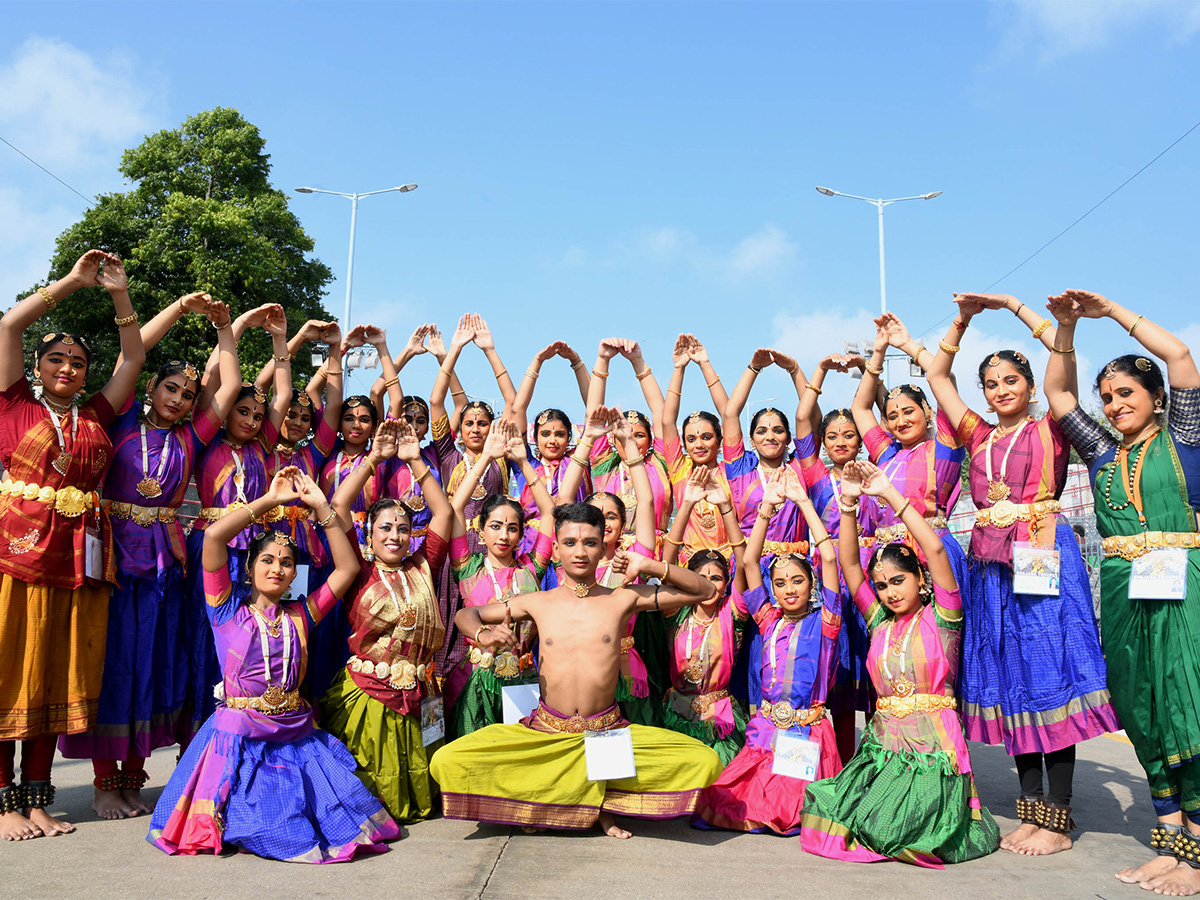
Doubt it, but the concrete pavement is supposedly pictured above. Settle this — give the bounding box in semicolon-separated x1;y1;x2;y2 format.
4;727;1160;900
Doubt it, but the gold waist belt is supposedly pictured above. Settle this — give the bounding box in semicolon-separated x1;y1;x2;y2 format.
533;704;623;734
0;480;97;517
1102;531;1200;561
349;655;433;692
225;687;302;714
198;502;284;523
105;500;179;527
759;698;826;729
468;647;535;677
875;693;956;718
762;539;810;556
689;687;730;716
874;516;948;545
975;499;1061;530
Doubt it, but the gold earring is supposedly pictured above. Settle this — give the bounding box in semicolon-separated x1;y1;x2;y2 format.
986;405;995;414
32;371;42;388
1030;387;1039;400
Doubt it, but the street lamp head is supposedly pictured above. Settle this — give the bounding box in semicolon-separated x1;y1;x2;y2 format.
398;184;418;192
294;187;315;194
815;186;836;197
922;191;943;200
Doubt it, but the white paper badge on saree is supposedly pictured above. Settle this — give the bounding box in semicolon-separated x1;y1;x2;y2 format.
772;731;820;781
84;529;103;581
501;684;540;725
584;727;636;781
420;696;445;746
1129;548;1187;600
1012;542;1060;596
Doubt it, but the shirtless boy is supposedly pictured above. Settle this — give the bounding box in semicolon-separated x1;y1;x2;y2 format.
429;503;724;838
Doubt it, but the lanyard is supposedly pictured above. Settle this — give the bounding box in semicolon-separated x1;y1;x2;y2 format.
251;607;292;688
484;556;521;602
880;614;917;685
984;419;1032;495
140;423;173;483
1118;430;1159;529
41;398;78;469
767;614;806;694
684;610;717;664
229;444;247;503
334;449;366;491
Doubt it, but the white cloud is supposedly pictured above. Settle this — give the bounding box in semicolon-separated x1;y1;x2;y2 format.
727;225;797;279
992;0;1200;60
0;187;78;297
0;37;156;169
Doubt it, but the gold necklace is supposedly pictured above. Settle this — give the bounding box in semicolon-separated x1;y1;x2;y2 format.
571;581;597;598
41;394;73;415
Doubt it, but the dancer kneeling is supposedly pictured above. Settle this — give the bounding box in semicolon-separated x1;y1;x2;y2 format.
800;460;999;867
429;503;723;839
148;467;400;862
692;467;844;834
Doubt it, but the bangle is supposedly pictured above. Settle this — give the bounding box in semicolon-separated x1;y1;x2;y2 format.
660;560;670;582
114;312;138;327
635;367;653;381
952;317;968;332
474;624;493;643
813;535;832;549
568;453;589;468
317;508;338;528
1129;315;1145;336
326;367;342;376
718;504;735;516
451;388;467;397
37;286;58;311
784;363;798;375
728;537;747;548
415;465;433;483
592;368;609;379
837;499;860;514
381;376;400;389
703;376;719;388
366;459;378;476
1011;302;1026;317
748;364;762;374
666;388;682;397
663;534;683;546
440;366;453;377
525;368;539;380
571;358;585;371
623;456;644;467
1051;345;1075;355
805;383;822;395
492;368;507;380
577;439;594;450
757;504;776;520
938;340;960;354
894;498;911;519
272;353;290;362
1032;319;1053;339
864;362;884;376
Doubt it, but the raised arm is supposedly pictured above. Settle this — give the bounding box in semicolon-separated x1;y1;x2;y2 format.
263;305;292;435
852;319;888;440
1044;294;1082;419
369;323;427;421
619;340;665;438
859;460;955;592
1069;289;1200;389
662;465;707;565
742;469;787;593
430;315;475;428
292;469;357;598
135;291;212;358
472;314;517;415
255;318;326;393
770;348;811;439
501;418;556;538
203;467;297;572
357;325;403;418
585;339;622;413
614;409;656;551
785;470;838;593
198;301;243;422
95;255;146;411
886;310;967;432
394;418;452;543
559;405;612;505
331;419;395;530
426;325;468;433
201;302;273;405
449;423;508;539
312;323;344;434
661;335;690;449
687;335;729;416
836;462;869;604
723;348;774;449
512;342;560;432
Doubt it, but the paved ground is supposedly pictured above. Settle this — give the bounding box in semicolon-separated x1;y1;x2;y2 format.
3;725;1160;900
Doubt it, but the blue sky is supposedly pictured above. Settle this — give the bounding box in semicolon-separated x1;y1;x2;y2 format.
2;1;1198;422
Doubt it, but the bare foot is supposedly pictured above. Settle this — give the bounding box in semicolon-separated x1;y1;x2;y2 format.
521;826;547;834
1016;828;1072;856
1118;855;1181;884
0;810;43;841
26;807;75;836
598;812;631;839
121;788;153;816
1141;861;1200;895
93;787;136;820
1001;822;1040;853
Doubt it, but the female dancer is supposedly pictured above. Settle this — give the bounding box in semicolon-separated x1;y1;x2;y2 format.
148;467;400;860
58;293;245;819
584;338;673;536
692;468;843;834
317;418;452;823
661;467;750;765
1045;290;1200;894
0;250;144;840
445;419;556;734
184;303;292;742
795;352;882;765
852;317;969;600
661;334;733;563
800;460;1000;866
894;298;1116;854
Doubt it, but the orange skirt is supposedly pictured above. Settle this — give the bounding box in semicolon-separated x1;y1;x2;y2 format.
0;574;110;739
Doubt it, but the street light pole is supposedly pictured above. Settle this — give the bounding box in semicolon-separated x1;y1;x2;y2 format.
815;186;941;316
294;184;418;329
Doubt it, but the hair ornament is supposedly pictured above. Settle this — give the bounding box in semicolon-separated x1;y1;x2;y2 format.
988;354;1002;368
688;410;704;423
1104;362;1119;380
626;411;639;423
887;386;903;400
537;410;551;425
1013;352;1027;365
181;362;200;382
41;333;55;343
250;384;267;404
60;334;76;345
1136;357;1153;372
269;530;293;548
296;392;312;408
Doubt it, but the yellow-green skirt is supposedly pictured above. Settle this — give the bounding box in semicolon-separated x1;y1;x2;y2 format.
318;668;441;824
430;721;722;829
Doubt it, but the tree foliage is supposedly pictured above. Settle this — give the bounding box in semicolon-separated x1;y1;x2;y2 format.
21;107;333;392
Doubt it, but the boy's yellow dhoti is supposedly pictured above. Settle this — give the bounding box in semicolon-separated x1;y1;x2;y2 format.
430;701;722;829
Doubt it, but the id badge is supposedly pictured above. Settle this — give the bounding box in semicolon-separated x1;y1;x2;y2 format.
1129;548;1187;600
772;731;821;781
420;696;445;746
1012;541;1060;596
584;727;636;781
501;684;540;724
84;529;103;581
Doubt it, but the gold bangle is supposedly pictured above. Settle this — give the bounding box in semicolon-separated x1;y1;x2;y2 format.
663;534;683;546
952;318;968;332
213;320;231;331
623;456;644;466
661;560;669;581
1129;315;1145;336
757;505;776;520
1051;345;1075;355
1032;319;1053;339
525;368;540;380
571;359;585;370
705;376;720;388
440;367;453;377
728;537;747;548
894;498;911;519
474;624;493;643
667;388;682;397
864;362;884;376
326;367;342;376
451;388;467;397
938;340;960;354
748;364;763;374
805;383;822;395
492;368;507;380
272;353;291;362
415;465;433;482
813;534;832;549
592;368;609;379
837;499;860;514
114;312;138;327
569;453;589;468
36;286;58;311
382;376;400;389
317;508;338;528
785;363;798;375
635;367;653;381
577;438;594;449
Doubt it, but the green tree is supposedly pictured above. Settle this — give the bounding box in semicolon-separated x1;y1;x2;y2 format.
20;107;333;392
